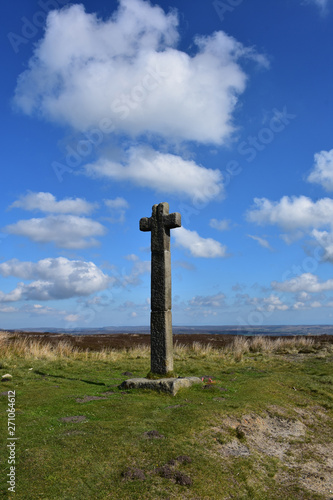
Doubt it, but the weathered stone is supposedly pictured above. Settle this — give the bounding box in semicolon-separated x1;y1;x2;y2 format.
119;377;202;396
151;310;173;373
140;202;181;375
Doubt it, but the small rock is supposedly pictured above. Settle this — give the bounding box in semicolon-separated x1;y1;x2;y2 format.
1;374;12;382
122;371;134;377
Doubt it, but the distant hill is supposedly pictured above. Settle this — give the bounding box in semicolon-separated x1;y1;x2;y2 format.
1;325;333;336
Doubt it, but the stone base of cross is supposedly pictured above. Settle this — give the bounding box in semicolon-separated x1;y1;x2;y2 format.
140;202;181;375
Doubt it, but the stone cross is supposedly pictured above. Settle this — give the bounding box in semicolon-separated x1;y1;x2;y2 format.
140;202;181;375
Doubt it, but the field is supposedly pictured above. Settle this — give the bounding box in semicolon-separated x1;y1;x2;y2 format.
1;332;333;499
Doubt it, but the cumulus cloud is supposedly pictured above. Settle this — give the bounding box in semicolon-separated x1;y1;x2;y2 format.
209;218;231;231
85;146;224;202
247;234;273;250
13;1;267;144
173;227;227;258
4;215;106;249
271;273;333;293
236;293;289;312
9;191;96;214
256;294;289;312
307;149;333;191
0;257;110;302
246;195;333;231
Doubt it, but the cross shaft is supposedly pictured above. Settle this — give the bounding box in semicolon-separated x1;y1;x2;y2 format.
140;202;181;374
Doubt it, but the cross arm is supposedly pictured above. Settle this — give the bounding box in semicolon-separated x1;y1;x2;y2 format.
140;217;152;232
163;212;181;229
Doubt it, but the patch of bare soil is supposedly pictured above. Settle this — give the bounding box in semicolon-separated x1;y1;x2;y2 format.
59;415;87;423
152;456;193;486
121;456;193;486
208;407;333;498
121;467;146;481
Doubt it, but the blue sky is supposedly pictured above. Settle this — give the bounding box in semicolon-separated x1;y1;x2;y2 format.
1;0;333;329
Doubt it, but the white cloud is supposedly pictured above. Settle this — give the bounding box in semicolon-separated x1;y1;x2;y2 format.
306;0;331;12
121;259;150;286
247;234;273;250
0;257;110;302
293;300;323;310
174;227;227;258
65;314;80;322
236;293;289;312
28;304;67;317
246;195;333;231
0;306;17;313
307;149;333;191
189;293;225;308
256;294;289;312
209;218;230;231
124;254;139;262
85;146;224;202
293;301;306;310
312;229;333;262
104;197;129;223
10;192;96;214
14;1;267;145
104;197;129;210
272;273;333;293
297;291;311;302
4;215;106;249
174;260;196;271
310;300;322;308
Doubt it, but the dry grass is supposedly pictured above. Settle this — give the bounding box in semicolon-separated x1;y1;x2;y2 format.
228;335;320;361
0;332;329;364
0;332;125;362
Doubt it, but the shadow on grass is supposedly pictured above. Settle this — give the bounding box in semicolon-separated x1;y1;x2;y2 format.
34;369;106;386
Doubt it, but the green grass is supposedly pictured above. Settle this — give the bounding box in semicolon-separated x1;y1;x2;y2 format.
0;334;332;499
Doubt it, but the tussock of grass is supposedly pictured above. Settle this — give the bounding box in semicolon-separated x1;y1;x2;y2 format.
0;332;328;364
